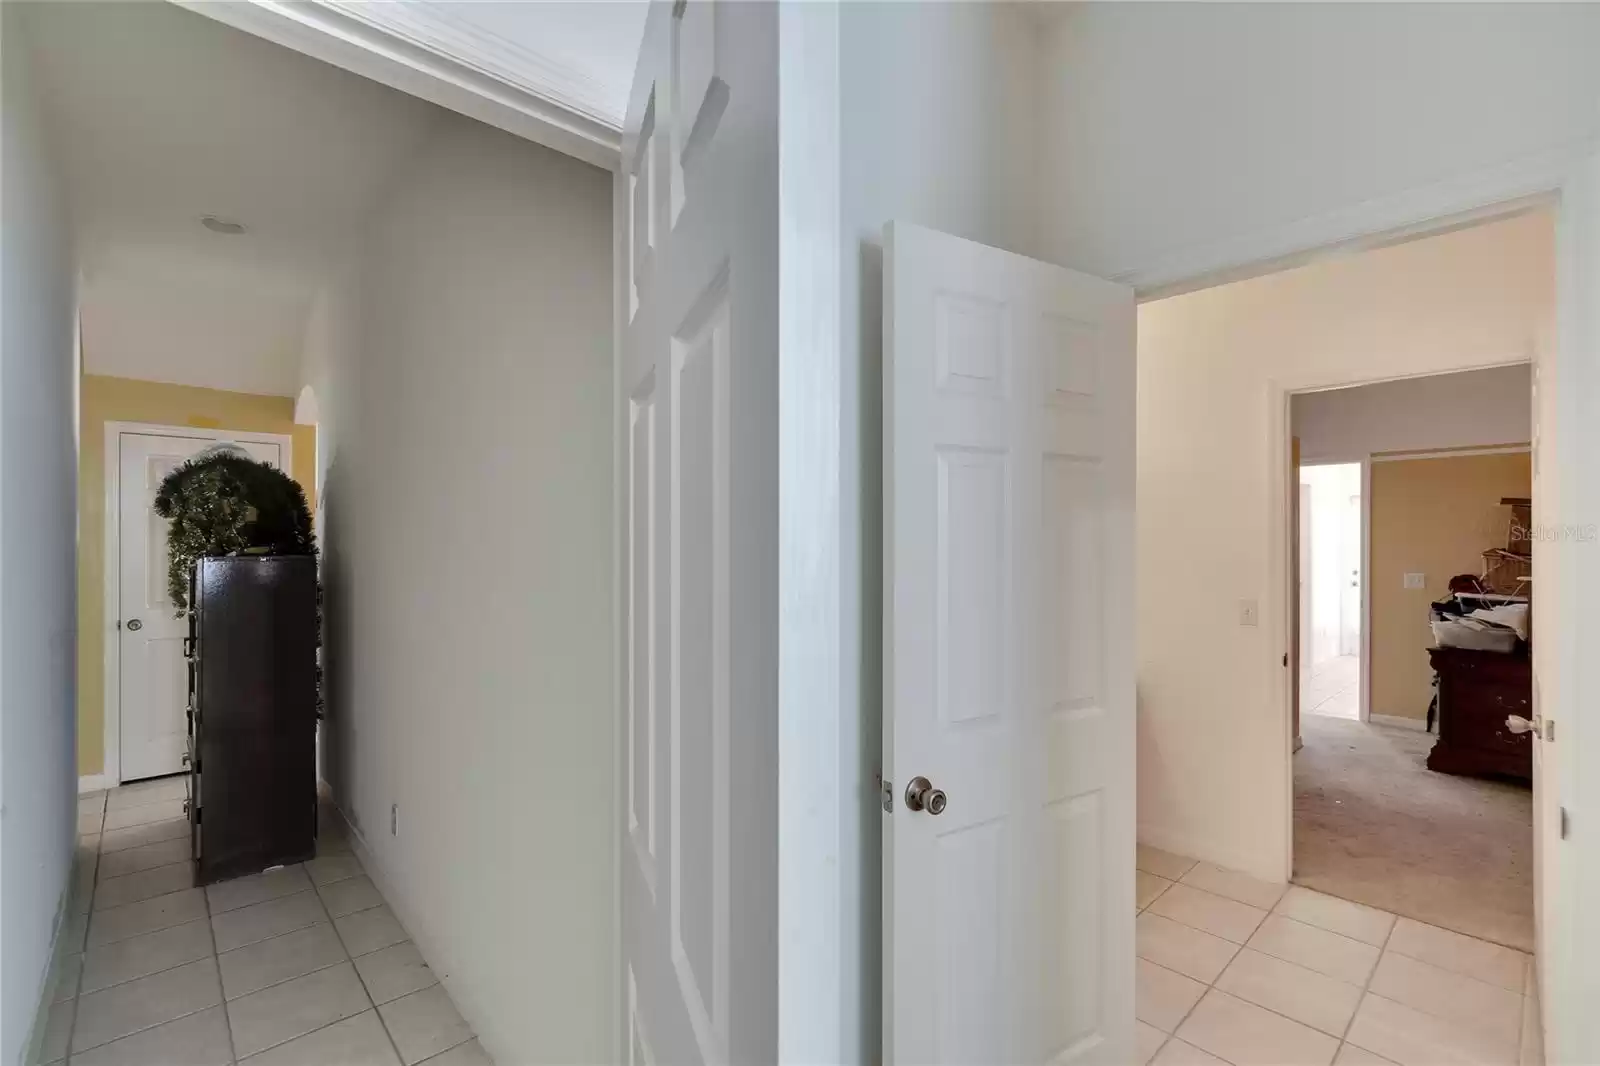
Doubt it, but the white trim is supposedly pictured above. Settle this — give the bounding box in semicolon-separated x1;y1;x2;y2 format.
328;3;621;129
101;421;294;787
610;165;628;1066
776;6;843;1062
1359;457;1372;725
172;0;622;171
1271;369;1538;881
78;774;111;795
1122;140;1592;300
1370;714;1429;733
1136;824;1280;888
1370;444;1532;462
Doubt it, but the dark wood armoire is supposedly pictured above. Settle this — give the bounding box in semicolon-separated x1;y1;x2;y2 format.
186;554;319;885
1425;645;1533;783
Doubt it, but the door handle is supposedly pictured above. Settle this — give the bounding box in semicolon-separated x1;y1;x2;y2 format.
904;776;948;815
125;618;143;632
1506;714;1547;739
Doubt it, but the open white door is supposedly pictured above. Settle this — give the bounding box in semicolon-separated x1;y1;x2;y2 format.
619;4;780;1065
115;428;286;783
884;222;1136;1064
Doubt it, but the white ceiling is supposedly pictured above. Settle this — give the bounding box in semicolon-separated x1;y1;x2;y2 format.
27;1;443;396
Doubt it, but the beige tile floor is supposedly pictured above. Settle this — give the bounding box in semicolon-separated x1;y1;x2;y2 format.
1305;654;1360;721
40;779;492;1066
1136;844;1542;1066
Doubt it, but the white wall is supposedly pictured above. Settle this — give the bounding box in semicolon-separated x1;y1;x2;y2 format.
0;7;79;1063
1293;364;1533;462
1136;212;1552;881
1036;3;1600;284
836;5;1039;1061
309;115;614;1064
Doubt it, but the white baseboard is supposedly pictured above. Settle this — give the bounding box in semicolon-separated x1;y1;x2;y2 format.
1137;824;1285;885
23;859;75;1066
1370;713;1428;732
78;773;112;794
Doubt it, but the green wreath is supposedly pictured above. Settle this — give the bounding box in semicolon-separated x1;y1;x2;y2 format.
153;446;317;614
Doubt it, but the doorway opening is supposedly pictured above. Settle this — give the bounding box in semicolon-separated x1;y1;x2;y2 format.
1289;367;1536;953
1134;207;1549;1058
1299;461;1364;722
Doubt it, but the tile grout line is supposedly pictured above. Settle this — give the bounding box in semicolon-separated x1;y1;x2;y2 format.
68;795;459;1065
200;849;237;1065
1330;905;1400;1059
228;841;439;1064
51;813;103;1065
227;870;360;1063
325;833;440;1066
1145;865;1536;1066
1146;882;1386;1063
207;850;379;1061
1136;861;1235;1063
64;832;217;1060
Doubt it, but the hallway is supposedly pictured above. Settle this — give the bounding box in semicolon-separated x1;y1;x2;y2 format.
37;779;489;1066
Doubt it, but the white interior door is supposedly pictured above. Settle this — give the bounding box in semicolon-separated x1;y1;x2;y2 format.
117;430;282;782
619;4;776;1065
1339;490;1362;656
884;222;1136;1065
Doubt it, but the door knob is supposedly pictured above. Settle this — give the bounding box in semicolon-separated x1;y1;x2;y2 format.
904;776;947;815
125;619;143;632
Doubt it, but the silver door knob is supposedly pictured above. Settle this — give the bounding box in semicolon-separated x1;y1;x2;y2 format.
904;776;947;815
126;619;143;632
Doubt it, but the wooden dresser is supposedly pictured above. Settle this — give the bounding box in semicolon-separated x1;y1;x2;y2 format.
187;554;319;885
1425;646;1532;783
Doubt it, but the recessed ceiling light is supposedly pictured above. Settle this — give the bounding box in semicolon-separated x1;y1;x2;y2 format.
200;215;247;235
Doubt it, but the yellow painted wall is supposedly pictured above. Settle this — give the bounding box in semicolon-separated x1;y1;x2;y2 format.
1369;452;1532;721
78;374;316;777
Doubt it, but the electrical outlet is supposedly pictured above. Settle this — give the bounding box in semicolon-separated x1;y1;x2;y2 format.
1238;599;1258;627
1404;572;1426;590
390;803;399;837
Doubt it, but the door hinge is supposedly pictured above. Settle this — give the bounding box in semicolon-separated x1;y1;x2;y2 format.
1560;806;1571;840
876;770;893;813
1282;652;1289;668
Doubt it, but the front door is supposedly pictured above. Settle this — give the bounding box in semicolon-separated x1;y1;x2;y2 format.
116;429;283;782
883;222;1136;1064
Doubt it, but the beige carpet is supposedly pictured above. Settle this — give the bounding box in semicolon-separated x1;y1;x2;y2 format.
1294;713;1534;951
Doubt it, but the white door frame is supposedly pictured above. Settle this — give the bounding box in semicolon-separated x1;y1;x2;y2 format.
1268;361;1545;871
1134;141;1594;1063
100;421;294;788
1125;144;1585;873
1296;440;1534;734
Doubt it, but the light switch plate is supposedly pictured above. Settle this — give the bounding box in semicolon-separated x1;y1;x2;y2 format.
1404;572;1426;589
1238;599;1258;627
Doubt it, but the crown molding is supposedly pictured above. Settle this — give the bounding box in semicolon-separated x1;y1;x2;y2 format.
327;2;621;129
173;0;623;171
